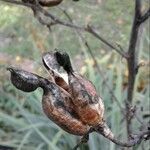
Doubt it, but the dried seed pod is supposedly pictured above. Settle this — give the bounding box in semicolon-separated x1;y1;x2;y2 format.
55;51;105;126
7;67;89;135
7;67;40;92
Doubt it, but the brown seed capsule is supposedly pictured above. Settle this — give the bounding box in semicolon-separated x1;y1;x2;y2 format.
7;67;89;135
55;51;105;126
7;51;115;146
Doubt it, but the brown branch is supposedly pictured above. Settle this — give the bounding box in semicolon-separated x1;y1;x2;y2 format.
0;0;127;58
86;25;128;58
73;123;150;150
37;5;127;58
138;8;150;24
106;130;150;147
32;7;57;31
41;7;127;58
95;123;150;147
126;0;147;139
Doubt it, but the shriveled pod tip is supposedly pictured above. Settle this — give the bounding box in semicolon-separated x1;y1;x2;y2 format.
7;67;40;92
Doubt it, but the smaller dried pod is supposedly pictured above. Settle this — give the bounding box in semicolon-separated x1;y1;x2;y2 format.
7;67;40;92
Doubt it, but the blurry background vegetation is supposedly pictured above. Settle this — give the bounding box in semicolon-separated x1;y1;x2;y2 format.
0;0;149;150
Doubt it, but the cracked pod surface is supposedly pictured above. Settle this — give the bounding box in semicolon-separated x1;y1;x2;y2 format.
42;51;69;92
55;51;105;126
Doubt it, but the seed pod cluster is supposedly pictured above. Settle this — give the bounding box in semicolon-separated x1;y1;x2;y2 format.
7;51;105;136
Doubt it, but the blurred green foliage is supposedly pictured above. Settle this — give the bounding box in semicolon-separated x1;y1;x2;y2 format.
0;0;149;150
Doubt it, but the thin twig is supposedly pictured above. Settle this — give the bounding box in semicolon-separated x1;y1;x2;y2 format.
74;122;150;149
103;130;150;147
138;8;150;24
1;0;127;58
32;7;57;29
37;5;127;58
95;123;150;147
86;25;128;58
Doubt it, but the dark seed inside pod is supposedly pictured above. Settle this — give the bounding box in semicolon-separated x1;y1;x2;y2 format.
54;51;74;74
